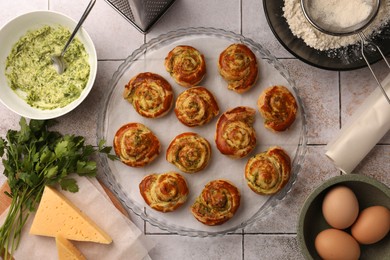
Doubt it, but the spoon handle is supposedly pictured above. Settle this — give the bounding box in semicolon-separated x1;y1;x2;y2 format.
60;0;96;57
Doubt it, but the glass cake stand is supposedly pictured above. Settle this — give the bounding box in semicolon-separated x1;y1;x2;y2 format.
97;27;307;236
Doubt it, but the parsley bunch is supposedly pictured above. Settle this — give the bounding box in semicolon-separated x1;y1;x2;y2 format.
0;118;115;259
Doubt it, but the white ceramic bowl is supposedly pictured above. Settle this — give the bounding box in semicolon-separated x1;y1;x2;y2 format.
0;11;97;120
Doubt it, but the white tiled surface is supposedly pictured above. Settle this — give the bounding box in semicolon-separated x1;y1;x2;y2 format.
0;0;389;259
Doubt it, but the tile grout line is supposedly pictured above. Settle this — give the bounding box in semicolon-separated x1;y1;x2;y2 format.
242;229;245;260
337;72;345;177
143;231;298;236
241;0;243;257
338;71;342;129
240;0;243;35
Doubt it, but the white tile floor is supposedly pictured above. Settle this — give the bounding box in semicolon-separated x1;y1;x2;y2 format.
0;0;389;259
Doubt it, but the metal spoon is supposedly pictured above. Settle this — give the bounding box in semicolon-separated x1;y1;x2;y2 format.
300;0;390;104
52;0;96;74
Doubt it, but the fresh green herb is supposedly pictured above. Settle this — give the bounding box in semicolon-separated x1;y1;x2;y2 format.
0;117;116;259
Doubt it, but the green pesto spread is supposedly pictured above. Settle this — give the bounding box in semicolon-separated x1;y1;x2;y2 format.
5;25;90;110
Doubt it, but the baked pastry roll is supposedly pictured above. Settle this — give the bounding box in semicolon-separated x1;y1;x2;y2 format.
175;86;219;127
191;179;241;226
123;72;173;118
139;172;189;212
245;146;291;195
257;85;298;131
166;132;211;173
164;45;206;87
113;123;160;167
215;106;256;158
218;43;258;93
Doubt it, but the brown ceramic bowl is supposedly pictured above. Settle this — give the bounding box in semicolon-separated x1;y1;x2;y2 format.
297;174;390;259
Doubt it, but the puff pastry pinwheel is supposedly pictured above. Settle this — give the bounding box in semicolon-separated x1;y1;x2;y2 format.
166;132;211;173
123;72;173;118
164;45;206;87
218;43;258;93
215;106;257;159
245;146;291;195
257;85;298;131
113;123;160;167
174;86;219;127
191;179;241;226
139;172;189;212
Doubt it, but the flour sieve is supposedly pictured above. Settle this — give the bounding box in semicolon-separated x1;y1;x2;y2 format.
104;0;176;33
301;0;390;103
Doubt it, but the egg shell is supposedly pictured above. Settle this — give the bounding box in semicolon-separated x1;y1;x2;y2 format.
322;185;359;229
315;228;360;260
351;205;390;245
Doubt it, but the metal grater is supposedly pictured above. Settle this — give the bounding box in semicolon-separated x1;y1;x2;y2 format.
104;0;176;33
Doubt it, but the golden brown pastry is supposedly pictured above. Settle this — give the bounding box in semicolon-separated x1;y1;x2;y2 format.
245;146;291;195
215;106;256;159
113;123;160;167
139;172;189;212
166;132;211;173
175;86;219;127
164;45;206;87
218;43;258;93
191;179;241;226
257;85;298;131
123;72;173;118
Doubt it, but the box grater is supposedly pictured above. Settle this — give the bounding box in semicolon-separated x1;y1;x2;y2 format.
104;0;176;33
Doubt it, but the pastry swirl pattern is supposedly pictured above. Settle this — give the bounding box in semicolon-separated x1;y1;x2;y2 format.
191;179;241;226
166;132;211;173
175;86;219;127
215;106;257;158
218;43;258;93
245;146;291;195
257;85;298;131
113;123;160;167
139;172;189;212
123;72;173;118
164;45;206;87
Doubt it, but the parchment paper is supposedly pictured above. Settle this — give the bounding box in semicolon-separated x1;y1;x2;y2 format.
0;175;154;259
325;73;390;174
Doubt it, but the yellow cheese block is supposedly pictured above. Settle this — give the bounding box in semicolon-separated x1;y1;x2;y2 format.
30;186;112;244
56;235;86;260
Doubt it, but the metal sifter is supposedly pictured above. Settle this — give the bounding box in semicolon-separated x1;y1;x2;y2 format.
104;0;176;33
301;0;390;103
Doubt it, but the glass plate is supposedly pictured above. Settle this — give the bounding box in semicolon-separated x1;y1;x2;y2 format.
263;0;390;71
97;27;307;236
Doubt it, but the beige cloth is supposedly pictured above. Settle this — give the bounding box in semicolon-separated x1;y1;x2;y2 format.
0;175;154;259
325;73;390;173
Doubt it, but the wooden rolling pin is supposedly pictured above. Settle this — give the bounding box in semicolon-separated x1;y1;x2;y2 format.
0;182;12;215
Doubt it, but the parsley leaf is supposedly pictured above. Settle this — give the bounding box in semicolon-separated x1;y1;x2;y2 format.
0;117;116;259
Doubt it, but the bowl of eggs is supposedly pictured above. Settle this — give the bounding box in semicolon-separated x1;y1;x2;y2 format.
0;11;97;120
298;174;390;260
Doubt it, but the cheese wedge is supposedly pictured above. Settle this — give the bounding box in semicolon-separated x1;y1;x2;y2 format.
56;235;86;260
30;185;112;244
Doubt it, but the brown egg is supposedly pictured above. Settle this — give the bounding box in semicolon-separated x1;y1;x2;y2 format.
351;205;390;244
322;186;359;229
315;228;360;260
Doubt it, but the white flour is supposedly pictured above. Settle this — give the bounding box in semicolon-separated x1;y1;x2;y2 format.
309;0;374;29
283;0;390;51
